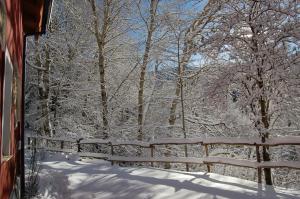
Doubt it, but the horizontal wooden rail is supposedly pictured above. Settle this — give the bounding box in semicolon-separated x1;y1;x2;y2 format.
109;156;204;164
77;152;109;159
203;157;258;168
110;141;150;147
28;135;76;142
26;135;300;184
80;139;111;145
150;138;203;145
202;136;300;146
108;156;300;170
27;135;300;147
258;161;300;169
34;147;74;153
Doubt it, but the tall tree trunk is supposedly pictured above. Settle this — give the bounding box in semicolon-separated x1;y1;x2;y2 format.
90;0;110;139
35;41;51;136
167;50;190;125
51;44;77;135
167;0;218;126
165;40;191;169
260;96;272;185
179;41;189;172
137;0;158;142
165;0;219;168
143;60;159;127
249;0;272;184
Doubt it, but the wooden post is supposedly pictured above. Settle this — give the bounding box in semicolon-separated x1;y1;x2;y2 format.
60;141;64;150
27;137;31;149
185;144;189;172
150;145;154;167
204;144;210;172
256;145;262;184
77;138;83;152
46;139;49;148
33;138;37;153
110;143;114;165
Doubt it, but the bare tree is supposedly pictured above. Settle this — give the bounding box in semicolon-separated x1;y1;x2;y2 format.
137;0;159;141
164;0;222;169
88;0;131;139
199;0;299;184
29;40;52;136
88;0;110;139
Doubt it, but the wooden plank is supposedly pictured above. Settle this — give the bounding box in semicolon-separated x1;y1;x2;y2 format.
150;138;203;145
262;137;300;146
27;136;300;147
80;139;110;145
108;156;204;164
203;138;258;146
78;152;109;159
36;147;74;153
203;157;259;168
258;161;300;169
111;141;150;148
27;135;76;142
202;136;300;146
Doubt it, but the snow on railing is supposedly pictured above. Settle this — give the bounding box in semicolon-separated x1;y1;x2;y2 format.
27;135;300;148
150;138;203;145
27;135;300;184
110;140;150;147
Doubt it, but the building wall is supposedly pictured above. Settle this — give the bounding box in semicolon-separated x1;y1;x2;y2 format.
0;0;24;198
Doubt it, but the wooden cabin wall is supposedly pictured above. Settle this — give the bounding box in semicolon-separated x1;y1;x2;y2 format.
0;0;24;198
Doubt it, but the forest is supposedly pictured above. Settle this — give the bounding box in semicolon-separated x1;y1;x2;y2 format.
24;0;300;189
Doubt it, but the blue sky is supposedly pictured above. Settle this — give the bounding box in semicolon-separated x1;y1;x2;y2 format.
127;0;208;71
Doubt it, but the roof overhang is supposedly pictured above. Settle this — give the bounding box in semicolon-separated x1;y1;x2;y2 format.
22;0;53;35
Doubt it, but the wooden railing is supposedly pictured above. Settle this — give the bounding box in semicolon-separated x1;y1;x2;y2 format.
27;135;300;184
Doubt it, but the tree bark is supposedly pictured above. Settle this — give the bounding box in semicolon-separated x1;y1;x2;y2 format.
167;0;218;124
137;0;158;142
260;97;272;185
90;0;110;139
167;0;219;127
165;36;192;169
36;41;51;136
166;0;219;168
248;1;272;185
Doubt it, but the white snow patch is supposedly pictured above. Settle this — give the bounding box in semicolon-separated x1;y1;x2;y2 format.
35;152;300;199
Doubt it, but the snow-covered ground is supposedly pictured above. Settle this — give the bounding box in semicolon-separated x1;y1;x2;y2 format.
35;152;300;199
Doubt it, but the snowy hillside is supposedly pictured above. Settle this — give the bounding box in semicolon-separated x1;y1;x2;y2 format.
34;152;300;199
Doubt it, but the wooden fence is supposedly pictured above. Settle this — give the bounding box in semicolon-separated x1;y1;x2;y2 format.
27;135;300;184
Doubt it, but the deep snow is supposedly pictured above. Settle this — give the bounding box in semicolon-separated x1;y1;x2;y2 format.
35;152;300;199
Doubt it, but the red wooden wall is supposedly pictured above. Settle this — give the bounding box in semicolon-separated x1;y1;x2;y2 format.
0;0;24;198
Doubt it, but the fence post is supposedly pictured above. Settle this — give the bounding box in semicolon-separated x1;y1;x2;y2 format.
77;138;83;152
33;137;37;153
204;144;211;172
150;145;154;167
27;137;31;149
110;142;114;165
61;141;64;150
256;144;262;184
185;144;189;172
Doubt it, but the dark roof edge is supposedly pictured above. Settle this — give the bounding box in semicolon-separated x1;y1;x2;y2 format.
25;0;53;36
